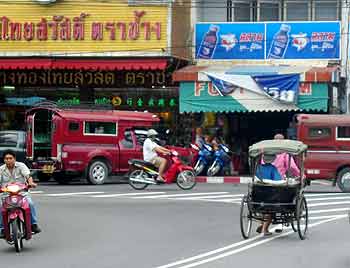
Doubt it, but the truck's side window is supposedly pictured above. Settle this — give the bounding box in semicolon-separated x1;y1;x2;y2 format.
308;127;331;139
84;121;118;136
337;126;350;140
120;130;134;149
69;122;79;132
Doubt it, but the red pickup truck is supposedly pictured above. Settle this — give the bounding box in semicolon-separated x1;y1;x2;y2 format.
26;106;191;185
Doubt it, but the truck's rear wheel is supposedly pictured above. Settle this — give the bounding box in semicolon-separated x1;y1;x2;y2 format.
88;160;108;185
337;167;350;192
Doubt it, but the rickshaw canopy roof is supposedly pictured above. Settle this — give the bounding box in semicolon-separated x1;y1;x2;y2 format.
249;139;307;157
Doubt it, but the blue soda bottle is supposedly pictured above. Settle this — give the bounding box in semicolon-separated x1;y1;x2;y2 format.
197;25;219;59
268;24;291;59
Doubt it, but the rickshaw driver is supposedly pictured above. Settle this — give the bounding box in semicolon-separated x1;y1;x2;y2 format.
256;153;282;236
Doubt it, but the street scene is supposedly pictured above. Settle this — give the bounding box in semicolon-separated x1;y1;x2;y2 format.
1;0;350;267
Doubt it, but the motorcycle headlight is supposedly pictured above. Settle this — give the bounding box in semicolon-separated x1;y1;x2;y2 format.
6;185;20;193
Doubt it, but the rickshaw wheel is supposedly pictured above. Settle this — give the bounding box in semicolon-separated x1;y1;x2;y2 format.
296;197;308;240
240;195;252;239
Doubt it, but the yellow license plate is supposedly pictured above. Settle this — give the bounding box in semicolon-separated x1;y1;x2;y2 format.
42;165;55;174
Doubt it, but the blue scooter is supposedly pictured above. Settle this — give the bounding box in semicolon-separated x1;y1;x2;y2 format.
191;143;214;176
207;144;231;176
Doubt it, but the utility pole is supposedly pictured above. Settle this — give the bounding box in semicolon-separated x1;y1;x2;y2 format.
342;0;350;113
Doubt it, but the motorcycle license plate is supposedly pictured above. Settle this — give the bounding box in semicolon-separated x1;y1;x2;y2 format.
42;165;55;174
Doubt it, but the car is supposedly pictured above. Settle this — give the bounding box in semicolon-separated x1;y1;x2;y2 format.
0;130;26;164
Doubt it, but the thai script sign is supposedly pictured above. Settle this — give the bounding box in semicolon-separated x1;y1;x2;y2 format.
195;21;340;60
0;2;168;54
0;70;172;87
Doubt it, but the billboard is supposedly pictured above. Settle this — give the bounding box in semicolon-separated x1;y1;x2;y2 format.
195;21;340;60
0;0;168;56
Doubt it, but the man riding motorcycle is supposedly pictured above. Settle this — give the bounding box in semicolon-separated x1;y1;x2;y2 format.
143;129;171;182
0;150;41;238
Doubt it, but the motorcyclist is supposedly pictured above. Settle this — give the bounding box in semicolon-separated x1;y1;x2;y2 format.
0;150;41;238
143;129;171;182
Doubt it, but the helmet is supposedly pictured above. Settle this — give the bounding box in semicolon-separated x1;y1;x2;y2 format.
147;129;158;137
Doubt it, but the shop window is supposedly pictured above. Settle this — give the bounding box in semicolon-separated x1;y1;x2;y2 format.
198;0;227;22
258;1;280;21
68;122;79;132
285;1;310;21
313;1;339;21
308;127;331;139
120;130;134;149
337;126;350;139
84;121;117;136
0;132;18;147
233;1;255;22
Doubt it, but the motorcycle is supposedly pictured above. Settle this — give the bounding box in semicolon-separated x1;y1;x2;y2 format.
128;150;196;190
207;144;232;176
191;143;214;176
0;182;36;253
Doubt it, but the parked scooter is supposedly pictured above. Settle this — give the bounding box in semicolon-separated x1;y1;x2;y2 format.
128;150;196;190
191;143;214;175
0;182;37;253
207;144;232;176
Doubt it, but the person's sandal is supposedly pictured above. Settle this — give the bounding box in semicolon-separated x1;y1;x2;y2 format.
263;231;272;236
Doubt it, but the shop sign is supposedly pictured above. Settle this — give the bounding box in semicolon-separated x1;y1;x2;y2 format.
195;21;340;60
57;96;177;109
0;70;171;87
0;2;168;54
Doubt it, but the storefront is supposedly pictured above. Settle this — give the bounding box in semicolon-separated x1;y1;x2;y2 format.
0;0;192;145
173;20;341;174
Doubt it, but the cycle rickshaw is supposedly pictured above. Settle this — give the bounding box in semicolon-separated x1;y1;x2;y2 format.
240;139;309;240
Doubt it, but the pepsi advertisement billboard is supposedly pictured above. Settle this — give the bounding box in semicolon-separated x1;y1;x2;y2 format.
195;21;340;60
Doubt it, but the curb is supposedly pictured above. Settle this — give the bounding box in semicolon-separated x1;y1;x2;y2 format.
196;176;251;184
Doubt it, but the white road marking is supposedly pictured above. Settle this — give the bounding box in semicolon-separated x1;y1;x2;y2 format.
132;192;229;199
45;191;105;197
155;216;346;268
309;214;347;220
312;180;333;186
91;192;166;198
309;207;350;214
308;201;350;207
172;194;242;200
30;191;44;194
307;196;350;202
305;193;350;197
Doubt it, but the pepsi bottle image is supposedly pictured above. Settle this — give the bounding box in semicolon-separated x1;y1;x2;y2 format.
197;25;219;59
268;24;291;59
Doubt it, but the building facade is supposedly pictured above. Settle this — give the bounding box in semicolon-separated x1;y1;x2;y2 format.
173;0;342;174
0;0;193;146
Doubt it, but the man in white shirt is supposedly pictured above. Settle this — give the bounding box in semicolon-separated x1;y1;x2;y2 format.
143;129;171;182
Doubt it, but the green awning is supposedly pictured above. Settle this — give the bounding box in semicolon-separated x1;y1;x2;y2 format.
180;82;328;113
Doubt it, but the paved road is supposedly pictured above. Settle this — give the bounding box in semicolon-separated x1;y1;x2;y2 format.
0;182;349;268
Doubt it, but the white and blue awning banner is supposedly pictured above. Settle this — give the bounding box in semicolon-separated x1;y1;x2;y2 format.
253;74;300;103
205;71;300;104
